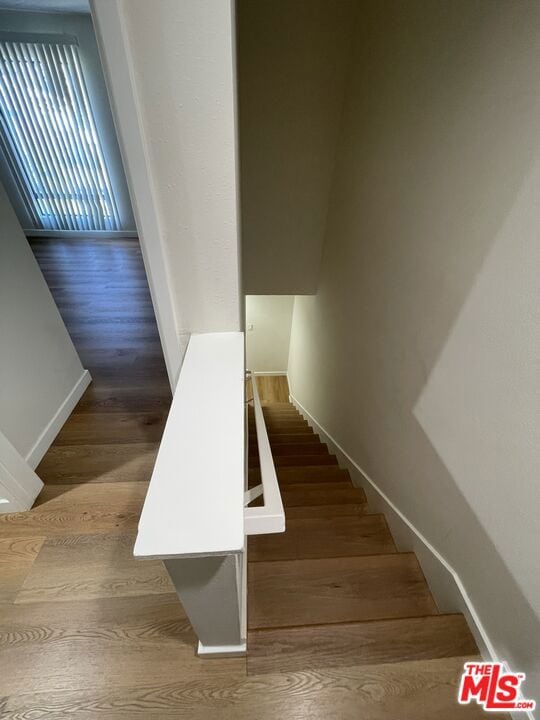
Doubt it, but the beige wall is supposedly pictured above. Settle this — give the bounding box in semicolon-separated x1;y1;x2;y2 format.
238;0;356;294
288;0;540;699
245;296;294;373
0;182;86;465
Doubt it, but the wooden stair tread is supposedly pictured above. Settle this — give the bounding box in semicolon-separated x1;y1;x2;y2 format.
261;409;301;417
247;614;478;675
249;443;329;457
280;481;366;506
249;424;309;434
249;454;338;468
249;465;350;485
278;466;350;483
249;417;307;425
248;554;438;629
261;414;302;421
286;503;369;519
260;402;295;409
266;427;314;435
248;515;396;561
267;434;321;445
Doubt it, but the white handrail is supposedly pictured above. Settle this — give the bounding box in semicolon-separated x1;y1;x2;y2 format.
244;371;285;535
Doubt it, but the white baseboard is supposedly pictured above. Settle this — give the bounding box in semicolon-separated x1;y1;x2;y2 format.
289;393;496;657
0;430;43;513
253;371;288;376
25;369;92;469
197;640;247;658
290;390;535;720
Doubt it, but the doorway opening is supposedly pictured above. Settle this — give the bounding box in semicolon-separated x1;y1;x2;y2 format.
245;294;294;405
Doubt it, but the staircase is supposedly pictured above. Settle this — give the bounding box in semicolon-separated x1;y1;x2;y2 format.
246;400;483;693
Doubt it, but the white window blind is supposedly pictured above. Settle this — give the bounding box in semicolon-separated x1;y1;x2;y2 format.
0;36;120;231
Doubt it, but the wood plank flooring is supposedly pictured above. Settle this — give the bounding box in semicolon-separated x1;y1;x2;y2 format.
0;242;497;717
2;657;504;719
0;537;45;602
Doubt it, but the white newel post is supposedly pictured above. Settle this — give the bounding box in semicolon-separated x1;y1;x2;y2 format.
164;552;246;656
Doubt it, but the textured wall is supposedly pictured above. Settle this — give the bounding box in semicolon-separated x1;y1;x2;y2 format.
0;181;85;461
288;0;540;699
238;0;357;294
245;295;294;373
92;0;242;384
117;0;241;334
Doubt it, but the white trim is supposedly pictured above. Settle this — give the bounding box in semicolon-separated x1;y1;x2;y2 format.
253;371;288;376
289;392;496;660
25;229;138;240
25;369;91;469
90;0;183;388
0;430;43;513
197;640;247;658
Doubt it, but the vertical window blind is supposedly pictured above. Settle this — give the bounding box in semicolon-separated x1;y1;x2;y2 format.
0;36;120;231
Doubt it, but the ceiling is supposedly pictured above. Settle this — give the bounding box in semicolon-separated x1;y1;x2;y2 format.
0;0;89;13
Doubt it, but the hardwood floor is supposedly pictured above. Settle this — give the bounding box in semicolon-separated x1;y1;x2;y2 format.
247;375;289;404
0;247;500;718
33;237;170;486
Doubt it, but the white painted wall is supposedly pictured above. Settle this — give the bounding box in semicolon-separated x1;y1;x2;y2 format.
0;181;88;467
238;0;356;294
91;0;242;384
288;0;540;700
0;9;135;233
245;296;293;373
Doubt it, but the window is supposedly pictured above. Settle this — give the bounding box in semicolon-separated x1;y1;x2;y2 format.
0;35;120;231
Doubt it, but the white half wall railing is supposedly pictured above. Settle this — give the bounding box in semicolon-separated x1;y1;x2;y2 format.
134;332;285;657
